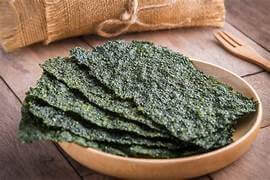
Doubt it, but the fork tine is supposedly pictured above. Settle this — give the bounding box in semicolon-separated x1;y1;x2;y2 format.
221;31;243;47
222;31;243;46
217;31;239;47
214;32;235;50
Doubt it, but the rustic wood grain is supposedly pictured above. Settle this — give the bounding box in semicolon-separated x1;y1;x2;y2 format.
0;39;89;101
226;0;270;51
198;177;211;180
83;174;115;180
243;72;270;128
82;22;270;77
0;47;42;101
0;78;80;180
210;126;270;180
82;174;210;180
56;143;96;177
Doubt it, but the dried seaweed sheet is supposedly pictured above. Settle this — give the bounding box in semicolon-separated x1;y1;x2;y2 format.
25;99;179;149
70;41;256;149
19;107;196;158
126;145;205;159
27;74;167;138
41;57;164;132
18;107;127;156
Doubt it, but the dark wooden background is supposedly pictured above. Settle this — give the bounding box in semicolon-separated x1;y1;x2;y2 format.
0;0;269;179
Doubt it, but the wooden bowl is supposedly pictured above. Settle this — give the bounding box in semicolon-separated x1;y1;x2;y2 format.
58;59;262;180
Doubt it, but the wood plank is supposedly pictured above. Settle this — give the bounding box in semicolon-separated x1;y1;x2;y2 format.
83;174;115;180
82;22;270;77
0;39;89;101
0;39;93;177
193;176;211;180
243;72;270;128
210;126;270;180
0;47;42;101
56;143;96;177
226;0;270;51
0;78;80;180
82;174;210;180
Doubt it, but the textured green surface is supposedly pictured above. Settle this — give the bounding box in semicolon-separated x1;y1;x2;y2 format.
41;57;164;131
19;107;195;158
70;41;256;150
26;99;179;149
18;107;127;156
126;145;204;159
27;74;167;138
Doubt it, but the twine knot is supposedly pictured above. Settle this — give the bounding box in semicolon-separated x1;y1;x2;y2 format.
96;0;176;38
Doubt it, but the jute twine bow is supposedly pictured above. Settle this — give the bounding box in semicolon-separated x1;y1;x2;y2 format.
96;0;178;38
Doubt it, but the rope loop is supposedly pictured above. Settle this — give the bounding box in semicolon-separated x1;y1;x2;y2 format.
96;0;176;38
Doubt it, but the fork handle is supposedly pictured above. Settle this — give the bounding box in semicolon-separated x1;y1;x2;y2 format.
244;54;270;72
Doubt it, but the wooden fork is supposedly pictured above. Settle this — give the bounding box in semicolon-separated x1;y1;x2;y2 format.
214;31;270;72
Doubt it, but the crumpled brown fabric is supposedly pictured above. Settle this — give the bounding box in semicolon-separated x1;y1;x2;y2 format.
0;0;225;52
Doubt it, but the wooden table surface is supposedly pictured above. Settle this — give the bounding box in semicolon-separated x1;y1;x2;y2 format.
0;0;269;179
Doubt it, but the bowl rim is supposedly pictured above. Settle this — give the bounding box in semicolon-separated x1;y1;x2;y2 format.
63;59;263;163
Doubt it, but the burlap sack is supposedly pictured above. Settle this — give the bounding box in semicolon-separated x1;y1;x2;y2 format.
0;0;225;52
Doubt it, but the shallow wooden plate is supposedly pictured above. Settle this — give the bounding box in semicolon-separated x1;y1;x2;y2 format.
59;59;262;180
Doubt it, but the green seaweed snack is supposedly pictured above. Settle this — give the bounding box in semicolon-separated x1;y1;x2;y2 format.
25;99;179;149
27;74;167;138
19;107;199;159
18;107;127;156
41;57;163;131
18;40;257;159
70;41;256;150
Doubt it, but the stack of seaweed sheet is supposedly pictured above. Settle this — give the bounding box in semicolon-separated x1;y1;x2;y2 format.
18;40;256;158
